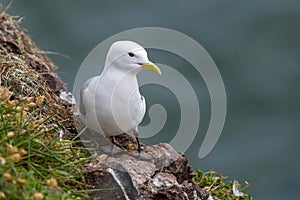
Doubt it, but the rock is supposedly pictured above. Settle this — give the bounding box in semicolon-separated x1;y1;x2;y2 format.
84;158;140;200
83;143;209;200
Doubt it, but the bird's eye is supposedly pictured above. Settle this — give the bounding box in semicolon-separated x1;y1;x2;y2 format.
128;52;135;57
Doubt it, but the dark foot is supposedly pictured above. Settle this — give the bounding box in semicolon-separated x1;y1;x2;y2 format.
135;136;141;160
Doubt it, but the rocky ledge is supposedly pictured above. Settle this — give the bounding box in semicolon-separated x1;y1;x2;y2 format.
84;143;209;200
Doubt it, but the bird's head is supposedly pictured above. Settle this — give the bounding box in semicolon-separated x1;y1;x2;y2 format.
104;40;161;75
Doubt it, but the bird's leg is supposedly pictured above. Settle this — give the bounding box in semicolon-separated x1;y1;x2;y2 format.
133;128;142;160
135;136;141;159
110;136;116;156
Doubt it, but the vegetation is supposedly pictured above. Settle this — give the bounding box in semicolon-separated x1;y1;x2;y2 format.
193;169;252;200
0;86;91;200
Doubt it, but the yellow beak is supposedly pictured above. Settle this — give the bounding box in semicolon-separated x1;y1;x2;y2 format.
140;61;161;75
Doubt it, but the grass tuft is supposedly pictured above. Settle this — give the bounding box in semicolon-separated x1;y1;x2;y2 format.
193;168;252;200
0;86;91;200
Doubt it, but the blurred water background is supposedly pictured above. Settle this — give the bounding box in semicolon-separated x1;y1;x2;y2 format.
2;0;300;199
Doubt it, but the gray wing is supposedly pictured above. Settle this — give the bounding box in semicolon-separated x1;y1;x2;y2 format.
128;92;146;129
79;78;94;116
140;95;146;121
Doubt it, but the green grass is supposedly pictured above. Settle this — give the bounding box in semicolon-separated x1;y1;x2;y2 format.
193;169;252;200
0;86;92;200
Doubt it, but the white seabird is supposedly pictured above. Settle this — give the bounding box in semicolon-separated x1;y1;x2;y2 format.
79;40;161;154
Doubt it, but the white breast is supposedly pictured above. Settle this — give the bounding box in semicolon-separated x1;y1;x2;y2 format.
80;71;146;137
